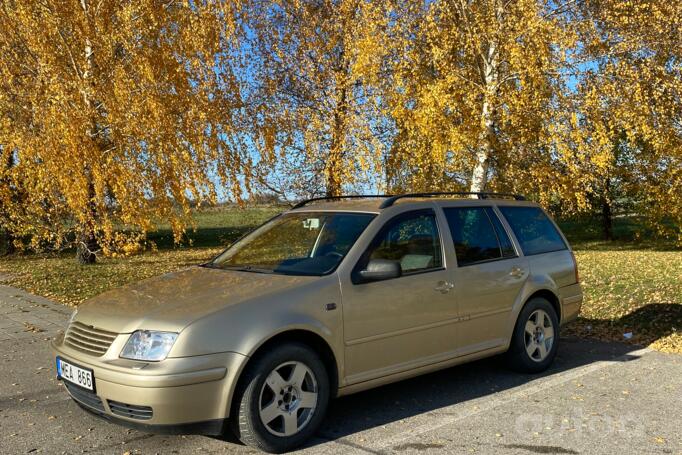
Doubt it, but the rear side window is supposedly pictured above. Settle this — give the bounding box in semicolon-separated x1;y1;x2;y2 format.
443;207;516;266
498;206;567;256
487;208;516;257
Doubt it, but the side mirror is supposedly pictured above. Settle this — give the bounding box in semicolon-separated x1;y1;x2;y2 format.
358;259;402;282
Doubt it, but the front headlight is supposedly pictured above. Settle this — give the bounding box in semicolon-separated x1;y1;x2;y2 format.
120;330;178;361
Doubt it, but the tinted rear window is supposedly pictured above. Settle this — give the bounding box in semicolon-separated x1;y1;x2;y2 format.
497;206;567;256
487;208;516;258
443;207;516;266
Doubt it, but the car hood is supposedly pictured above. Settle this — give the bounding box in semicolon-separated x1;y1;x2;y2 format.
75;266;317;333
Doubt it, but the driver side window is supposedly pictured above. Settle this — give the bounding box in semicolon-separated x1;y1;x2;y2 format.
365;211;443;273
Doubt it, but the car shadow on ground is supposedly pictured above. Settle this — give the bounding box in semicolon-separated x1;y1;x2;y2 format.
566;303;682;348
212;337;646;449
312;337;644;445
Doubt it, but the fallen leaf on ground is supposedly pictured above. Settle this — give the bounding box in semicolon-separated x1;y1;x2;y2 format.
23;323;44;333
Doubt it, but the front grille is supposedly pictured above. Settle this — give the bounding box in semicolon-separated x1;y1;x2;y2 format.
64;382;105;413
64;321;118;356
108;400;153;420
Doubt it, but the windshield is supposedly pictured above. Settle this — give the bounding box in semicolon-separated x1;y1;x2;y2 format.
210;212;376;276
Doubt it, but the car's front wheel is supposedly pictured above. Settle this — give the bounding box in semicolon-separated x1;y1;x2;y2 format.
230;342;330;453
507;297;559;373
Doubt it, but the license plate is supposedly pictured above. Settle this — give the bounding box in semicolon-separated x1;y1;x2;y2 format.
57;357;95;392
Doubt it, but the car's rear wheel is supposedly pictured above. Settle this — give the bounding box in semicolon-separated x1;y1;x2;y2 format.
507;297;559;373
230;342;330;453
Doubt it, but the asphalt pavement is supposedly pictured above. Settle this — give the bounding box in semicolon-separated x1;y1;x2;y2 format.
0;283;680;455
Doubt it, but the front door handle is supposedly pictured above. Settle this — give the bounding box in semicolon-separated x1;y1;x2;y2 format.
509;266;525;278
434;281;455;293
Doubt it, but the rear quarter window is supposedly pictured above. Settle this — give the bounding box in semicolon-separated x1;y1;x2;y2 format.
497;206;567;256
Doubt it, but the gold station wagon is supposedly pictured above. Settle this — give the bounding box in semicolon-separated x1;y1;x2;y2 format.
52;192;582;453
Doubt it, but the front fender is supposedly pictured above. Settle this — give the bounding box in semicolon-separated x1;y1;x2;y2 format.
168;274;343;362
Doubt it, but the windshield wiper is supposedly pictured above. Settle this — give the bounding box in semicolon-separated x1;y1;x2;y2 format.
220;265;274;274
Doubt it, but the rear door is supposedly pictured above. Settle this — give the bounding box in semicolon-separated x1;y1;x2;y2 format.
443;205;529;354
496;206;579;324
496;206;575;287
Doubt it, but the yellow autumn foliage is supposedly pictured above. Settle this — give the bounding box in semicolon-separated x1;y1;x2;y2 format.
247;0;388;198
370;0;680;240
0;0;251;259
374;0;578;197
1;0;680;256
572;0;682;242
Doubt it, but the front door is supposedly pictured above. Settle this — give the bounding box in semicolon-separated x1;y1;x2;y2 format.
340;209;459;384
442;205;529;354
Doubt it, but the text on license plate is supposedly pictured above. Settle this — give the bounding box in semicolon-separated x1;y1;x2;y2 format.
57;358;94;391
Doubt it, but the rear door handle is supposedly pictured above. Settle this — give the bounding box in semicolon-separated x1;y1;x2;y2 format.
509;266;525;278
434;281;455;293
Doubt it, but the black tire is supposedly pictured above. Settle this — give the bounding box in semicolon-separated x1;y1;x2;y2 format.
506;297;559;373
230;342;330;453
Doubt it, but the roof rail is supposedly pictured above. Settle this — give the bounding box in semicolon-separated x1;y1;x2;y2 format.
379;192;525;208
291;191;526;210
292;194;392;210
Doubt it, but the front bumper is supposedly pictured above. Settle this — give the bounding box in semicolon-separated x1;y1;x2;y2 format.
52;333;248;429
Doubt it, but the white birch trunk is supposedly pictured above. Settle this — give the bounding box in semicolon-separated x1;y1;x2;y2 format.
470;44;498;194
470;1;503;194
77;0;99;264
470;99;493;192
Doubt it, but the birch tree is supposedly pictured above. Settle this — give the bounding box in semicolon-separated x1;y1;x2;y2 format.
248;0;388;198
0;0;251;262
571;0;682;241
381;0;577;194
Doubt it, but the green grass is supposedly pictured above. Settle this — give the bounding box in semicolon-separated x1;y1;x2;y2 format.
0;207;282;307
557;215;680;251
0;248;222;306
148;205;282;249
0;208;680;352
565;249;681;352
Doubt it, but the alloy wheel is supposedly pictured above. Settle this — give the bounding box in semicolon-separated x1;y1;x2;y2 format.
258;361;318;437
524;309;555;362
